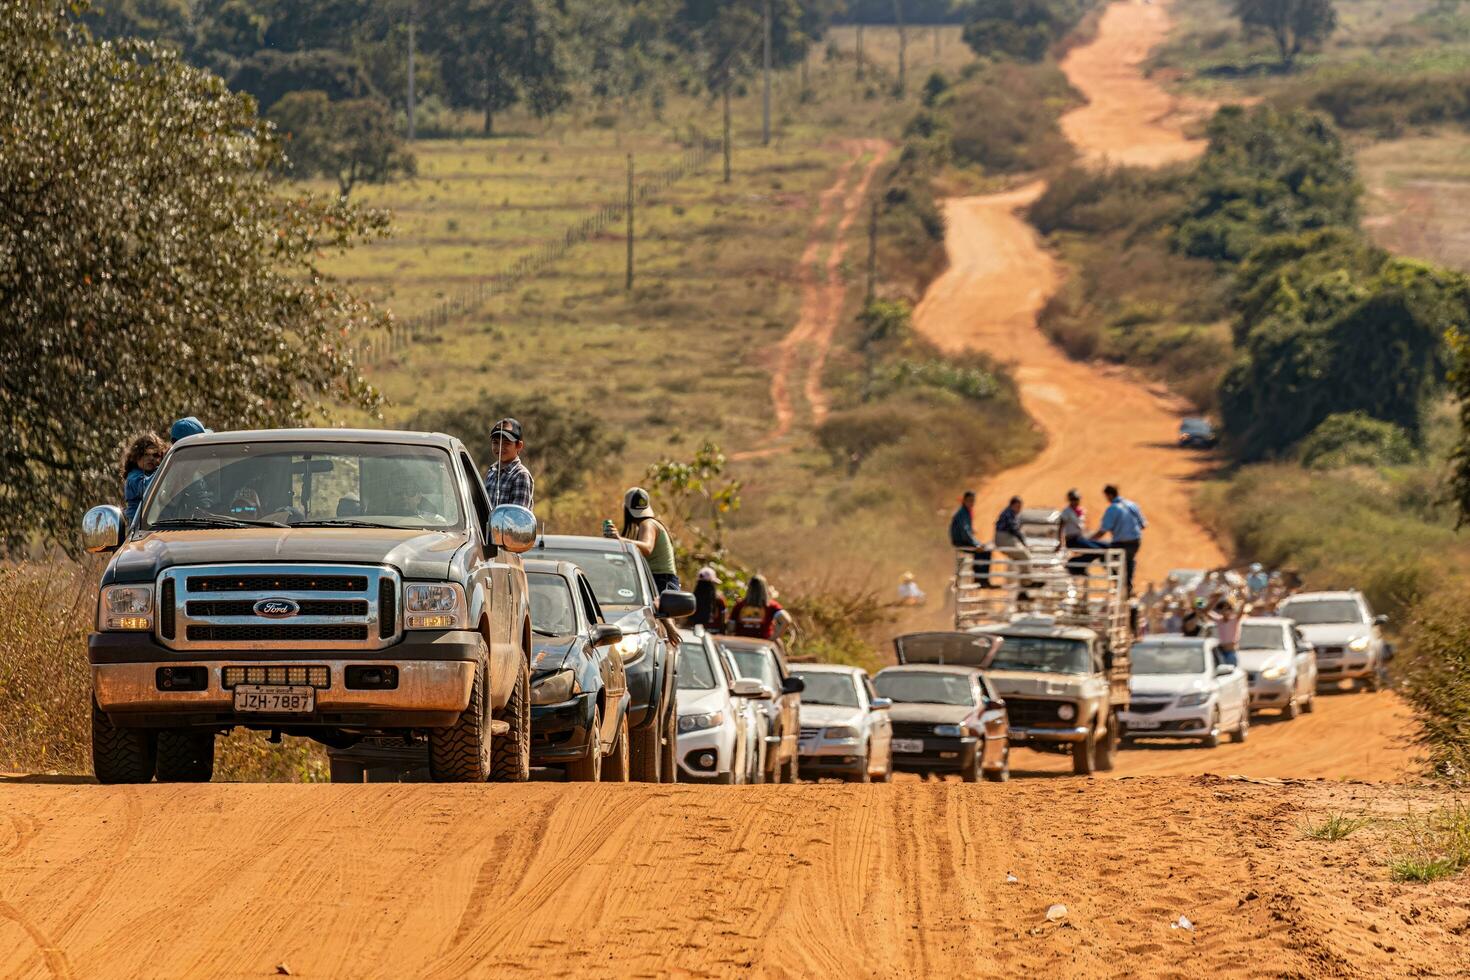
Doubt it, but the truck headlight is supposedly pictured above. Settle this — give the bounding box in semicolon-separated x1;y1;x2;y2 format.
1177;691;1211;707
531;668;576;705
1348;636;1370;652
1261;665;1288;681
615;633;645;664
933;724;965;737
100;585;153;631
679;711;724;733
404;583;467;629
825;726;861;740
1056;703;1076;721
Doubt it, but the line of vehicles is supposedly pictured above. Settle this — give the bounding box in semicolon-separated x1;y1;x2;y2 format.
76;426;1392;785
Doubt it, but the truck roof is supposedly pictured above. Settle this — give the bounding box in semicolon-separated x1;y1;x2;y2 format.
170;428;462;450
970;621;1097;643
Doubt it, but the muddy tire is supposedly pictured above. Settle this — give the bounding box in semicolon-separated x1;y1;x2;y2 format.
1283;696;1301;720
1202;709;1221;749
429;661;490;783
659;700;678;784
604;712;630;782
1095;712;1118;772
154;731;215;783
489;652;531;783
1232;708;1250;743
631;711;662;783
1071;729;1097;775
849;749;873;784
567;703;603;782
91;698;156;785
1301;692;1316;714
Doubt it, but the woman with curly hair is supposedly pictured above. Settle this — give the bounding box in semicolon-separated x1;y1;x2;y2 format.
120;431;166;524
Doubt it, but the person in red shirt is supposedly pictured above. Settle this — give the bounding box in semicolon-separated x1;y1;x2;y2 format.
728;574;795;640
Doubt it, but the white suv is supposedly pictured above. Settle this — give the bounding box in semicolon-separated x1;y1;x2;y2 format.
1278;591;1390;692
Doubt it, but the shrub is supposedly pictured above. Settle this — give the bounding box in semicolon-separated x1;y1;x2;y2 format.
1399;596;1470;782
1299;412;1417;470
946;62;1080;174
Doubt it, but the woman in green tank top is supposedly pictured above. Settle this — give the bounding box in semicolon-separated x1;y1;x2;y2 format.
612;487;681;593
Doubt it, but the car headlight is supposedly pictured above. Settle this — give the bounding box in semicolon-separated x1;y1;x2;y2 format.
99;584;153;631
1056;703;1076;721
825;726;861;740
1261;666;1288;681
531;668;577;705
615;632;646;664
1348;637;1370;652
933;724;965;737
1177;691;1211;707
679;711;724;733
404;583;467;629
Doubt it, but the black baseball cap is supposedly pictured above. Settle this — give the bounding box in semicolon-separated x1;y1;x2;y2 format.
490;418;522;441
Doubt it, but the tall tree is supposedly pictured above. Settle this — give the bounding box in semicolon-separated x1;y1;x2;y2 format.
0;0;386;551
268;91;416;198
422;0;568;135
1233;0;1337;67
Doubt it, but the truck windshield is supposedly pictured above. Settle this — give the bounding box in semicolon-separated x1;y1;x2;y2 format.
1280;600;1364;625
1238;624;1287;650
538;548;645;609
141;441;463;531
1131;645;1207;675
989;636;1091;674
874;671;975;707
792;671;859;707
527;573;578;636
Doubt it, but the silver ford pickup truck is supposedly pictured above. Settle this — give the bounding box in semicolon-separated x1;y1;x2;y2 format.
82;428;536;784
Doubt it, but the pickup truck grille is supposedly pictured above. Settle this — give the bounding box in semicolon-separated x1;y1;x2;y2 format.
158;563;400;652
1004;698;1074;728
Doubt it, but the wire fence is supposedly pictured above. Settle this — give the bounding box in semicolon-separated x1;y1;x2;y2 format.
353;133;723;367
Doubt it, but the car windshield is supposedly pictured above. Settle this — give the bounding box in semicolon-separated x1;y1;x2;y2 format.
538;548;645;609
874;671;975;707
726;648;782;692
677;641;719;691
1181;418;1212;434
1281;600;1365;625
141;441;463;530
1239;624;1287;650
792;671;859;707
989;636;1091;674
1131;644;1207;675
527;573;578;636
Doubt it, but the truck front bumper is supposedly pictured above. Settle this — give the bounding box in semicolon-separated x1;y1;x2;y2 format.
1008;724;1090;745
891;735;980;774
89;629;483;729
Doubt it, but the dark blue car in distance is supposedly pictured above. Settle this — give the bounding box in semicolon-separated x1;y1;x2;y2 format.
1178;417;1218;449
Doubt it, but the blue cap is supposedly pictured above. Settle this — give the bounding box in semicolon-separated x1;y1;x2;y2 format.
170;416;210;441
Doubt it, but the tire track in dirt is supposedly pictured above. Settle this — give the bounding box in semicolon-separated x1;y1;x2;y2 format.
913;0;1224;582
733;138;891;461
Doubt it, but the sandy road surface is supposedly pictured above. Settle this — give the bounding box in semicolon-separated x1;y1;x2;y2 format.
913;0;1221;582
3;774;1464;979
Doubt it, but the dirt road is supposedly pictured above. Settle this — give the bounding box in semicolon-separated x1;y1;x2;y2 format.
3;773;1463;978
914;0;1222;583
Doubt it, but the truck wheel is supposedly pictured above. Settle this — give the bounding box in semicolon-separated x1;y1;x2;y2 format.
604;712;630;782
566;703;603;782
91;697;156;784
631;712;662;783
1095;712;1118;772
1070;729;1097;776
848;748;873;784
154;731;215;783
1283;697;1300;720
659;702;678;784
489;655;531;783
1233;708;1250;743
429;661;490;783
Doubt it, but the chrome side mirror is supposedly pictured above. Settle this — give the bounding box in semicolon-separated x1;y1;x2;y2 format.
489;504;537;554
731;678;773;700
591;623;623;648
870;697;892;710
82;505;125;553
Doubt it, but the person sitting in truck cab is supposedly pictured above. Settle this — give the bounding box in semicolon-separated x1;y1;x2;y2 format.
483;417;535;513
119;431;166;524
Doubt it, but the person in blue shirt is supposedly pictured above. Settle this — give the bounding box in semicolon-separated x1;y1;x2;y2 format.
119;432;166;524
948;490;993;588
1090;484;1147;596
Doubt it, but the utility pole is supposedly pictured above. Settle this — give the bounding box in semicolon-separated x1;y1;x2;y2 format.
856;23;865;80
762;0;772;146
625;153;635;291
893;0;906;94
406;10;417;141
722;79;732;183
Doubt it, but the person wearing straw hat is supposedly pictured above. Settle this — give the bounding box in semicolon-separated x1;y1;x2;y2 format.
898;571;926;606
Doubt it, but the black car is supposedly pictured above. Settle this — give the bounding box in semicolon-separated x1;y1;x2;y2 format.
525;559;631;781
1178;417;1218;448
533;534;694;782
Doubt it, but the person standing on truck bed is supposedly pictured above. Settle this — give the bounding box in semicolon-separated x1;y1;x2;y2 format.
1091;484;1146;596
949;490;992;588
1061;488;1104;576
607;487;680;592
483;417;535;512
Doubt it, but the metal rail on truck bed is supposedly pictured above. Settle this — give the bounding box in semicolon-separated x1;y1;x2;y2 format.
953;548;1133;657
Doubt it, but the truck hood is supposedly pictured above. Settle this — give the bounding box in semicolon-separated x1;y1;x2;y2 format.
984;668;1088;698
798;704;865;728
530;634;581;673
1129;674;1212;698
1294;623;1370;647
108;528;465;583
1236;650;1291;674
887;703;973;725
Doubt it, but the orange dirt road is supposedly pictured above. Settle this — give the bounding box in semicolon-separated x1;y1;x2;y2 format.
914;0;1220;583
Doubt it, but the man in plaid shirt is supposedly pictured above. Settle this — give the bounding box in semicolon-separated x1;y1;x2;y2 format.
484;418;535;513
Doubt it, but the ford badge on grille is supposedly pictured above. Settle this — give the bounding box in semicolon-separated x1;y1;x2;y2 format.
253;598;301;618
